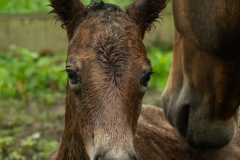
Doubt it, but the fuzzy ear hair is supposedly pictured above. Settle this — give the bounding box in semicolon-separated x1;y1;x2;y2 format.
49;0;86;40
126;0;167;38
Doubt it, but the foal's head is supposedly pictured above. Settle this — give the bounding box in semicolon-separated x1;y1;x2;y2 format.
50;0;166;159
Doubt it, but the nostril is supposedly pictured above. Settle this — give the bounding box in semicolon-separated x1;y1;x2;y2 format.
94;150;106;160
176;104;190;137
93;155;103;160
130;156;138;160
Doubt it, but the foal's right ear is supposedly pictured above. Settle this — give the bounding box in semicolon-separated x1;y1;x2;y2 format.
49;0;86;40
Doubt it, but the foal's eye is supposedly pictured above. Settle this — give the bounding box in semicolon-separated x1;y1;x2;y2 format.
141;72;153;87
66;69;79;84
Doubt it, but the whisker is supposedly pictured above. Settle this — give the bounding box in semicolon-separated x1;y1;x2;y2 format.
148;53;170;65
152;72;161;77
150;59;159;65
60;69;67;73
146;91;161;108
152;92;163;100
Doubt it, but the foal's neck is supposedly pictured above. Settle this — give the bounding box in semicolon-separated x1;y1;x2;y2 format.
56;91;89;160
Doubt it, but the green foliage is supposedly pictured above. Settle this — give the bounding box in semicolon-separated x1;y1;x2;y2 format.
0;0;133;13
0;45;65;158
0;45;66;103
147;47;172;91
0;132;58;160
0;0;50;13
0;0;171;13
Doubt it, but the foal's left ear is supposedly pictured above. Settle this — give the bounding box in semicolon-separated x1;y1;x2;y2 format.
49;0;86;40
126;0;167;38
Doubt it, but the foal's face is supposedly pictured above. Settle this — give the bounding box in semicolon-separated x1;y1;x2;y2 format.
50;0;167;159
66;10;151;159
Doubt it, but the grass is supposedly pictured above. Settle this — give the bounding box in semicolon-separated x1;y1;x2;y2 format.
0;99;64;160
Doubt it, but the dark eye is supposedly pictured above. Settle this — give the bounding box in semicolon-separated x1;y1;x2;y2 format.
141;72;153;87
66;69;78;84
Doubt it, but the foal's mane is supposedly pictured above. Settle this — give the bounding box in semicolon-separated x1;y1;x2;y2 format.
86;0;122;12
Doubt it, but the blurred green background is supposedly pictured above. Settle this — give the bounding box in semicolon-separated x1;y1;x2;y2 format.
0;0;173;159
0;0;172;13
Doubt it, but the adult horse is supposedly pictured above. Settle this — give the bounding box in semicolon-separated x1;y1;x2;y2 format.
49;0;166;159
162;0;240;148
